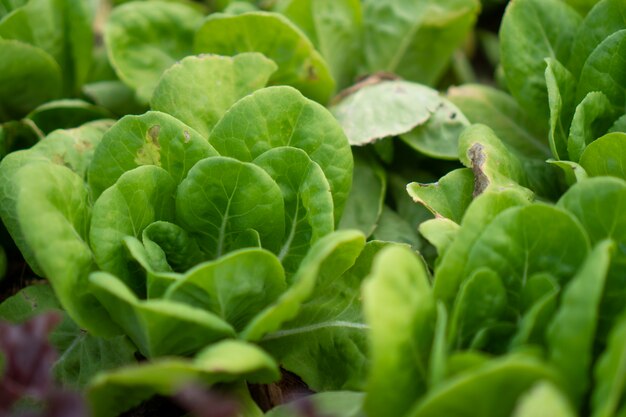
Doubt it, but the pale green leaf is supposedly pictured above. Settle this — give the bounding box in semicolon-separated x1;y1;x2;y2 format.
151;53;277;137
363;245;435;417
88;111;217;199
194;12;334;104
500;0;581;122
175;156;285;258
89;271;235;358
165;248;286;331
361;0;479;85
105;1;202;102
208;86;352;222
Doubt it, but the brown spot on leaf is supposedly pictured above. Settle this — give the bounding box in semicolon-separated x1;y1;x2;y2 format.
134;125;162;166
51;154;66;166
468;143;489;197
306;64;318;81
74;139;93;152
183;130;191;143
148;125;161;146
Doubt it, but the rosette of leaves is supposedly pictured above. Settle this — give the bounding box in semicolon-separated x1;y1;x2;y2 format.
446;0;626;191
0;53;386;415
403;0;626;260
104;0;481;107
361;173;626;417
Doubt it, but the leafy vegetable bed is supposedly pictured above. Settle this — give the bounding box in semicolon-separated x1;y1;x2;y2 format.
1;0;625;416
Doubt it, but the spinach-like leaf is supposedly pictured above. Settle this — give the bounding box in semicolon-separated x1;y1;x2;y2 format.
175;156;285;258
408;354;561;417
165;248;286;332
194;12;335;104
500;0;581;122
151;53;277;137
547;240;614;405
361;0;479;86
208;86;352;222
579;132;626;179
88;111;217;199
105;1;202;103
363;245;435;417
90;165;177;295
89;271;235;358
0;39;62;121
274;0;362;89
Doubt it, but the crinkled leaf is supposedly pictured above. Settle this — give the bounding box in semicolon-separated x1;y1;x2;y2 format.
363;245;435;417
105;1;202;102
165;248;286;331
176;156;285;258
194;12;334;104
151;53;277;137
500;0;581;122
209;86;352;222
88;111;217;199
89;271;235;358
